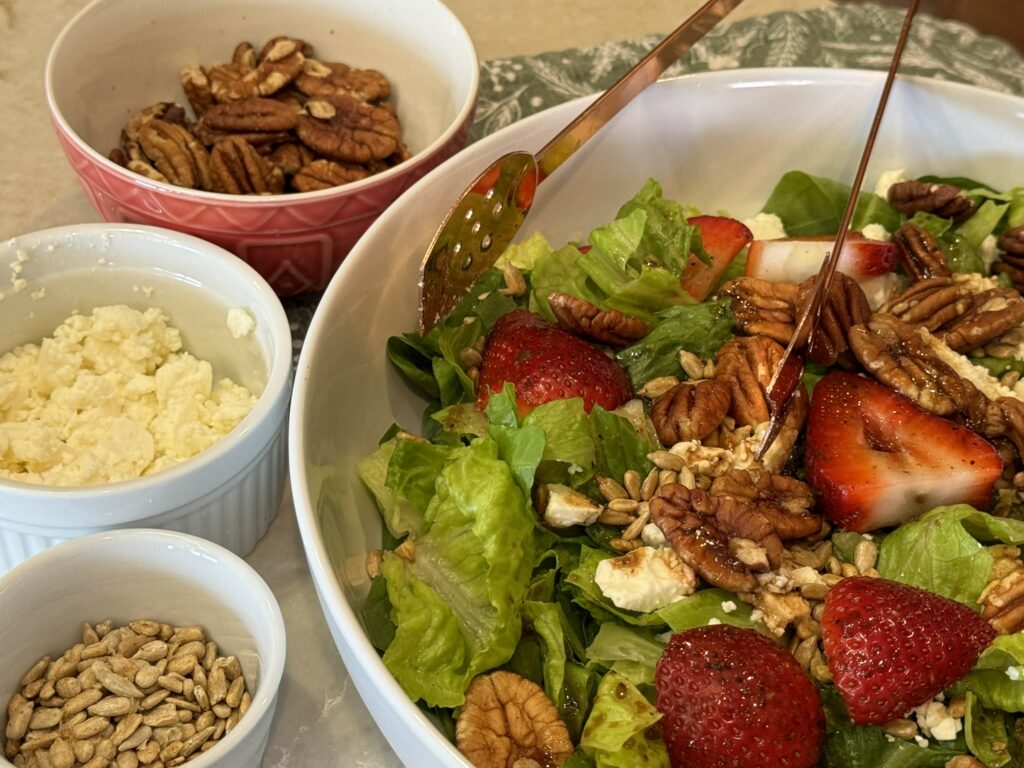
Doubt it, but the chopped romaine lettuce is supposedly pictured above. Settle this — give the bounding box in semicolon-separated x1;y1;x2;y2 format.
580;670;669;768
877;505;1024;606
379;437;539;708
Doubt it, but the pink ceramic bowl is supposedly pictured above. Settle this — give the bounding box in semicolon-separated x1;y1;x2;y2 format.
44;0;478;296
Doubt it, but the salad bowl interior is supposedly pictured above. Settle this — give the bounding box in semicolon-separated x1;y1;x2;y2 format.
290;68;1024;766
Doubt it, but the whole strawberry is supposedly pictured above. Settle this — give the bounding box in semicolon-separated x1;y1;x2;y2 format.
475;308;634;415
822;576;996;725
655;624;824;768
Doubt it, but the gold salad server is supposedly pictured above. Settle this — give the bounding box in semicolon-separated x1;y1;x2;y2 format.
756;0;921;460
418;0;746;333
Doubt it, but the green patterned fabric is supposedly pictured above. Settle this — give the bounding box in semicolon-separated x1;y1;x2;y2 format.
473;4;1024;141
283;2;1024;356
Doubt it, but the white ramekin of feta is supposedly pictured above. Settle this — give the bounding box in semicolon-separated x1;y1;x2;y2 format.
0;224;292;574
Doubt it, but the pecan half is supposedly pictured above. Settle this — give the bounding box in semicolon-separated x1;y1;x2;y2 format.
295;93;400;163
709;469;821;540
650;483;783;593
848;313;982;417
268;142;317;177
715;336;807;432
180;65;215;117
295;61;391;103
937;289;1024;353
138;119;213;190
198;97;298;135
888;180;977;223
456;671;573;768
209;137;285;194
794;271;871;367
232;41;257;69
123;102;187;144
893;222;953;282
650;379;732;446
999;225;1024;256
258;36;314;62
719;277;798;344
209;47;305;103
548;292;649;346
880;277;972;331
291;158;369;192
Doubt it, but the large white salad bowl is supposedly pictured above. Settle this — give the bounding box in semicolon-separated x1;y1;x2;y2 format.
289;68;1024;766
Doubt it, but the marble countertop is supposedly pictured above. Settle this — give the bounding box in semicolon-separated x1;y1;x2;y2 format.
2;1;1021;766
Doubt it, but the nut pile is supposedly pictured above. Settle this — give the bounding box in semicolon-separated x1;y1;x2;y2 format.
4;619;251;768
108;36;408;194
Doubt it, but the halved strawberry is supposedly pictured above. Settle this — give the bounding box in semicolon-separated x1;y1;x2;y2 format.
475;309;634;415
745;234;898;284
805;371;1002;532
822;576;996;725
656;625;825;768
679;215;753;301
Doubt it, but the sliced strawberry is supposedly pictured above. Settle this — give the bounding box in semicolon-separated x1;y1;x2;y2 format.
745;234;898;285
805;371;1002;532
475;309;634;415
679;215;753;301
822;576;996;725
656;625;824;768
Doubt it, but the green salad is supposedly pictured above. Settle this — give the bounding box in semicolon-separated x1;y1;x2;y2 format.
357;169;1024;768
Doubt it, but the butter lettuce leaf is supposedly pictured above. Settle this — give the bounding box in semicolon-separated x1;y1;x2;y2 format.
380;437;538;708
877;505;1024;606
580;670;669;768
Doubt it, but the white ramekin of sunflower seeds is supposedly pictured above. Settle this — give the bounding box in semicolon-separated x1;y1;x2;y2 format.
0;529;286;768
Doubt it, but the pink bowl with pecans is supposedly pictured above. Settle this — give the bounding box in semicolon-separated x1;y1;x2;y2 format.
44;0;479;296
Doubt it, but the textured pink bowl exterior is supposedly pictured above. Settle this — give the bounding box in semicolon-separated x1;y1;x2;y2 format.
53;114;473;296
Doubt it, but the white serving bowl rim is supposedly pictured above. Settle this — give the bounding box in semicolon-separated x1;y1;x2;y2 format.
42;0;480;204
0;223;292;527
0;527;287;768
289;66;1024;767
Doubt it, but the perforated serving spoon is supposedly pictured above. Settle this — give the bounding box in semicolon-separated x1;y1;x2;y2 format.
418;0;746;334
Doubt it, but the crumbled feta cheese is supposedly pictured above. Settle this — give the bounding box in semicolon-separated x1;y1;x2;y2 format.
874;168;907;199
541;484;602;528
226;307;255;339
707;617;722;625
861;223;891;242
860;273;906;311
913;734;929;748
743;212;787;241
594;546;698;613
1007;665;1023;681
721;600;737;614
923;327;1019;402
912;698;963;742
0;305;258;486
954;271;1001;295
641;522;667;548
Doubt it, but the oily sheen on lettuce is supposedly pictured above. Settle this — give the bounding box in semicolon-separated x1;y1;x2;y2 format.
376;438;537;708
